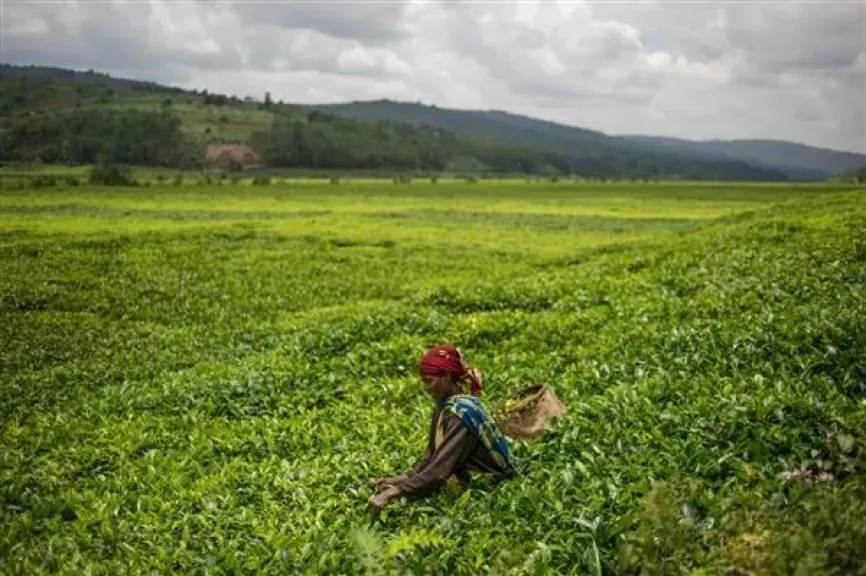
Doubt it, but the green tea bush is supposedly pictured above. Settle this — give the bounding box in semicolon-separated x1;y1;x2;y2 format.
0;183;863;574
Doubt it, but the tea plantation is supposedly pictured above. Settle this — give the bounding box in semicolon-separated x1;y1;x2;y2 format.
1;181;864;574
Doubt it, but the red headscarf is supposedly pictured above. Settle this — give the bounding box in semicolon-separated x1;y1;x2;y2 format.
419;345;483;396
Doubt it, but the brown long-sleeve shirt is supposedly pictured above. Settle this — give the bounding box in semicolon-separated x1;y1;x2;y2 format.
398;404;512;497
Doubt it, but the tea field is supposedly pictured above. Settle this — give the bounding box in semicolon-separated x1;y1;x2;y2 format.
1;181;865;574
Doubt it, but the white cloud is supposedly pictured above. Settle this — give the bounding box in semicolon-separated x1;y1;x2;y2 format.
1;0;864;152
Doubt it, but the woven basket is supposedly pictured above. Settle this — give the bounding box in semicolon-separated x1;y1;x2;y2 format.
492;385;568;439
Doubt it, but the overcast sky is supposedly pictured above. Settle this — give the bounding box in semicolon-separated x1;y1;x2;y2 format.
3;0;865;153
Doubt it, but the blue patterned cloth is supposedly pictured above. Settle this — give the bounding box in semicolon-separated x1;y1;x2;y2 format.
437;394;517;473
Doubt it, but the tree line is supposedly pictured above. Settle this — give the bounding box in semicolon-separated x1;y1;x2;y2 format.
247;114;578;173
0;109;200;167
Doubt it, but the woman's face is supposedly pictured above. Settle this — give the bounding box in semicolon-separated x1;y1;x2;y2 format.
421;373;457;401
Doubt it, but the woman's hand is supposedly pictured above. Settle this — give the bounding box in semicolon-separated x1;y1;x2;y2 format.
368;485;401;511
368;475;408;490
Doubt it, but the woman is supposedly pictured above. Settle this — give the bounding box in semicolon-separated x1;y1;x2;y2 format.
368;345;516;511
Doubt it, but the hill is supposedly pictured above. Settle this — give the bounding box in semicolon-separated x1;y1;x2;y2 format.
833;165;866;183
0;63;788;180
313;99;793;181
0;63;181;94
315;99;865;181
0;68;596;176
619;134;866;181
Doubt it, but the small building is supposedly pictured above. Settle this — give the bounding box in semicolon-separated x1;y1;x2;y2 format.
205;144;263;171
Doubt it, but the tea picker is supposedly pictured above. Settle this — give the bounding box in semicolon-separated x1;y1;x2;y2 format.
367;345;567;511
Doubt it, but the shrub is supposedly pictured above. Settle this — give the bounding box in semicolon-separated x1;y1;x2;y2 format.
393;174;413;185
29;175;57;188
88;164;136;186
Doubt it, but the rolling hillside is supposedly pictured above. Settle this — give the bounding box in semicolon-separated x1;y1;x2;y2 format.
315;100;865;181
620;135;866;181
0;63;799;180
314;100;791;180
0;69;600;175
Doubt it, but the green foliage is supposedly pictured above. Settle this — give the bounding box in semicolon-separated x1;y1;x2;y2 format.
313;100;794;181
0;108;200;168
88;164;136;186
0;181;864;574
833;166;866;183
248;114;458;172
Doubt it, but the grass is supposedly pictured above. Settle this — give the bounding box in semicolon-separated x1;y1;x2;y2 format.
1;180;864;574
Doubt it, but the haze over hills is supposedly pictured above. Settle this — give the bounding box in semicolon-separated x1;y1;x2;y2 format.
618;135;866;181
1;63;861;181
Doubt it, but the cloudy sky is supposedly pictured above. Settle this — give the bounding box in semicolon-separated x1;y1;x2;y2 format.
3;0;865;153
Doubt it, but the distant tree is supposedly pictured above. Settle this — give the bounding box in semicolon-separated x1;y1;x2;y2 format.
88;163;135;186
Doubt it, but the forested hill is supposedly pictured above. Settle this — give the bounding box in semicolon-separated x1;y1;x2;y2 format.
0;63;181;94
619;135;866;181
312;100;784;180
0;63;788;180
315;99;863;181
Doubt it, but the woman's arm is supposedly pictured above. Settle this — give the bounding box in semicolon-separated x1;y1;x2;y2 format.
395;414;477;497
369;410;438;489
370;415;477;510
